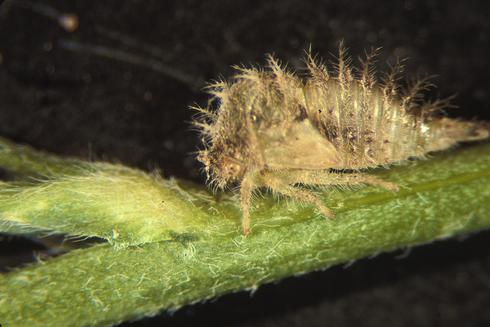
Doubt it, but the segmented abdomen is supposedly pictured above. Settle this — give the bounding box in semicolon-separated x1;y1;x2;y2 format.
303;80;427;168
303;79;488;169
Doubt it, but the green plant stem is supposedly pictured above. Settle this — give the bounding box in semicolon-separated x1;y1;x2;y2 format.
0;141;489;327
0;136;89;177
0;165;212;246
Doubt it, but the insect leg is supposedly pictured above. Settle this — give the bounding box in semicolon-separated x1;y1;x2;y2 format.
240;173;256;235
340;174;400;191
282;169;399;192
262;171;335;218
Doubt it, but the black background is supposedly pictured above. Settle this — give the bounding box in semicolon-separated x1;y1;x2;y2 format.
1;1;490;326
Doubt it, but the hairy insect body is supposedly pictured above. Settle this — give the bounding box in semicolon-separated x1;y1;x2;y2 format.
194;46;489;235
302;80;487;168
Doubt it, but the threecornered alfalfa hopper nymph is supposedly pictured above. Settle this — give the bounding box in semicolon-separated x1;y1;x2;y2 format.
192;43;489;235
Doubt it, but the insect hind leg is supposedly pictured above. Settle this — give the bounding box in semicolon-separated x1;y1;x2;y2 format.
261;170;335;218
279;169;399;192
262;169;399;220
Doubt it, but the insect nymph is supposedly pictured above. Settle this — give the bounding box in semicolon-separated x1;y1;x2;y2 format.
193;44;489;235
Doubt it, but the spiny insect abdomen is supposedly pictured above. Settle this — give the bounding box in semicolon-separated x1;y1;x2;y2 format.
192;44;489;234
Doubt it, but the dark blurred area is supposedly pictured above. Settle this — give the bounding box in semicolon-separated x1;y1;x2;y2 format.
0;0;490;326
